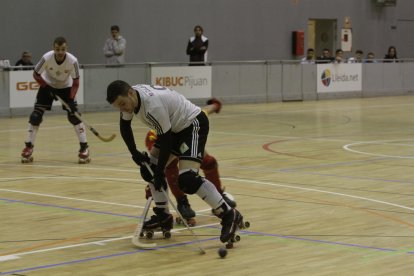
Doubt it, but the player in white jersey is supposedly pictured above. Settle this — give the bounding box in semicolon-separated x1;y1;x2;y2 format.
106;80;244;243
20;37;90;164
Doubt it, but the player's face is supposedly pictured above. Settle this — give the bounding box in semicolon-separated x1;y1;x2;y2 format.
54;43;67;62
112;89;137;113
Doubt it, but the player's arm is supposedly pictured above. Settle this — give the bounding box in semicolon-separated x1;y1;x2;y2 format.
69;61;81;100
33;57;48;87
120;114;148;165
202;98;222;115
155;129;172;172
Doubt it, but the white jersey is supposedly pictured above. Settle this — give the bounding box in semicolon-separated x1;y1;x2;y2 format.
34;51;80;89
121;84;201;134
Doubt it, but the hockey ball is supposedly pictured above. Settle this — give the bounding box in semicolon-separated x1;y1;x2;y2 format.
218;247;227;258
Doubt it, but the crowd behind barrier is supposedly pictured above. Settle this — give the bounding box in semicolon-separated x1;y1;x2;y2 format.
1;59;414;118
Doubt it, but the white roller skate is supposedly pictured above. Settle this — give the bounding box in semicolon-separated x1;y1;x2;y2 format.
78;143;91;164
21;143;34;163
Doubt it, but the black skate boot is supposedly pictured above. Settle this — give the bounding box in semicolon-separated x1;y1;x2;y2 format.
176;196;196;226
142;207;173;239
220;208;244;244
21;142;34;163
78;142;91;164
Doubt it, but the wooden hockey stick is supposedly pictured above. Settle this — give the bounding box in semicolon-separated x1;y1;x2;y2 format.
54;94;116;142
131;196;157;249
143;162;206;255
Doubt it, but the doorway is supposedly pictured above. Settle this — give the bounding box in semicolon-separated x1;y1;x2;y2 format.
308;19;337;58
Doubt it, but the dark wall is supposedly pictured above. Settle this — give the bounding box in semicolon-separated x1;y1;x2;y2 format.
1;0;413;65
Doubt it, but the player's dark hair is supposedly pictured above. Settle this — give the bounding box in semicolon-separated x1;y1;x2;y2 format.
106;80;131;104
111;25;120;32
54;37;67;46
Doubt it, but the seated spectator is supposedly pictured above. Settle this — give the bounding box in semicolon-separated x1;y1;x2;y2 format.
334;49;345;63
383;46;399;63
14;51;34;70
301;48;315;64
316;48;334;63
365;52;377;63
348;50;364;63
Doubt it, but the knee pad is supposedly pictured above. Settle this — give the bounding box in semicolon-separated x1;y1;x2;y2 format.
178;170;203;194
67;112;81;125
200;154;218;171
29;108;44;126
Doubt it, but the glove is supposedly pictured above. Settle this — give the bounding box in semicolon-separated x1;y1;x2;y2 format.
140;163;156;182
206;98;222;113
132;151;150;166
153;170;167;192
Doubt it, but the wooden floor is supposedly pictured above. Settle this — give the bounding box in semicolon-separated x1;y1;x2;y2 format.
2;96;414;275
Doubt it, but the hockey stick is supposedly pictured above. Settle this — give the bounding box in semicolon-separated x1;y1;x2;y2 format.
131;196;158;249
143;162;206;255
54;94;116;142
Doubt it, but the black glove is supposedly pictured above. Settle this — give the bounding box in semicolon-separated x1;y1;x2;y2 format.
132;151;150;166
153;170;167;192
140;163;156;183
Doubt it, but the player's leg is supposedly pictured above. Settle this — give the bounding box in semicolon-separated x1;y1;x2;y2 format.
175;111;243;243
21;86;54;163
59;88;90;163
165;158;196;225
140;146;174;232
201;152;236;207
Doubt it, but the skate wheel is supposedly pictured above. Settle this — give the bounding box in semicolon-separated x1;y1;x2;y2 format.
244;221;250;228
21;157;33;163
146;231;154;239
79;158;91;164
187;218;196;227
225;242;233;249
163;231;171;239
139;232;144;238
235;235;241;242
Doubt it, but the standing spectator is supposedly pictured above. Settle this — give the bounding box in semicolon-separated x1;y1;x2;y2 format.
316;48;334;63
103;25;127;64
300;48;315;64
186;25;208;66
384;46;398;63
347;49;364;63
14;51;34;70
20;37;90;164
365;52;377;63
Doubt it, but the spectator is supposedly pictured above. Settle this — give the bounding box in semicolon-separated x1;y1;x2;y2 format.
348;49;364;63
365;52;377;63
316;48;334;63
383;46;398;63
186;25;208;66
103;25;126;64
301;48;315;64
15;51;34;70
334;49;345;63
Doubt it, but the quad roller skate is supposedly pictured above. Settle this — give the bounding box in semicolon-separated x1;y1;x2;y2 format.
175;196;196;227
78;143;91;164
140;207;173;239
21;143;34;163
220;208;250;249
211;191;237;215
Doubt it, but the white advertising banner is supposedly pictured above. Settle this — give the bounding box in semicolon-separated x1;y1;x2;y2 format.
9;70;84;108
150;66;212;99
317;63;362;93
